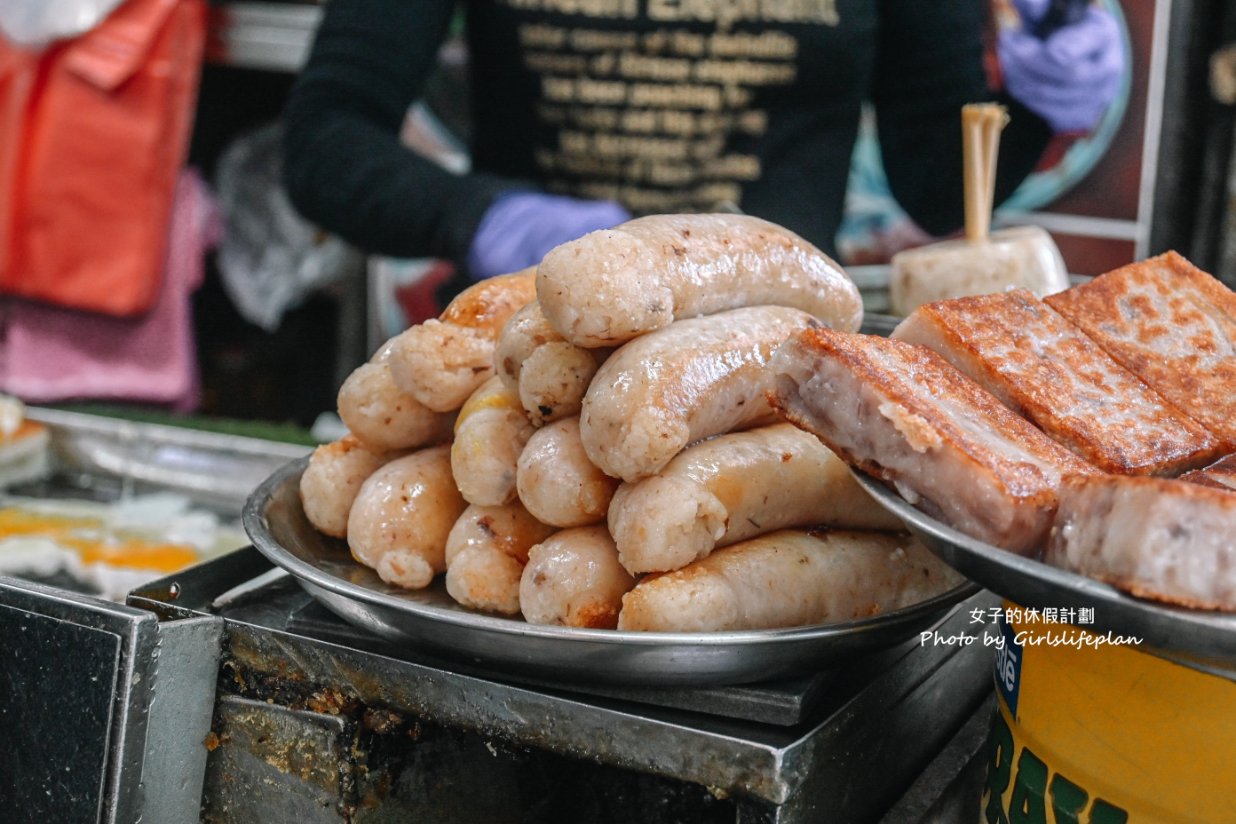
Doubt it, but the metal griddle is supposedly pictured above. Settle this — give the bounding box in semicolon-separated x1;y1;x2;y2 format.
133;550;998;823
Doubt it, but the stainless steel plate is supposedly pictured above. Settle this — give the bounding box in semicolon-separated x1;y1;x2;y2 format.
243;457;979;687
853;472;1236;672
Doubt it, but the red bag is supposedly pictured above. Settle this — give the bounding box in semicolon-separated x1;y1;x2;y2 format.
0;0;205;316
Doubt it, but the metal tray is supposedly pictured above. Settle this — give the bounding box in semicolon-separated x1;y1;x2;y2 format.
243;457;979;687
23;407;311;513
853;472;1236;672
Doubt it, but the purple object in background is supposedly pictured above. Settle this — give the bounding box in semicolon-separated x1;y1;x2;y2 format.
999;0;1126;134
466;191;630;281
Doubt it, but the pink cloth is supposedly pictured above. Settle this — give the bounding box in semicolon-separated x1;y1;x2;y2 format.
0;168;220;410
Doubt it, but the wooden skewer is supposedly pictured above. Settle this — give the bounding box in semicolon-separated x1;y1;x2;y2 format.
961;103;1008;242
962;105;983;242
982;105;1010;235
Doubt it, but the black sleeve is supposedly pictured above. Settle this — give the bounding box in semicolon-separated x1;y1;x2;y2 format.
872;0;1052;237
282;0;525;261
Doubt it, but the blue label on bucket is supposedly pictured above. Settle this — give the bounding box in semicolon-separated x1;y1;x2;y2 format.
993;612;1022;718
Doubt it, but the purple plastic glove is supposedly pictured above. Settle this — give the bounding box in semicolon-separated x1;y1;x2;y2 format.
998;0;1126;133
467;191;631;280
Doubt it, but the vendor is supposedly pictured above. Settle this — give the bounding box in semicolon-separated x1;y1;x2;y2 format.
283;0;1123;280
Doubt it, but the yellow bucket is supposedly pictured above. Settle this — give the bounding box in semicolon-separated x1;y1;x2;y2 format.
980;604;1236;823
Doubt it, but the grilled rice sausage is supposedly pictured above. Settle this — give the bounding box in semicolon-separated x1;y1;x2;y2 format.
388;269;536;412
519;526;635;628
495;300;556;394
494;300;607;424
609;423;902;574
519;341;608;426
618;530;961;632
536;213;862;347
580;306;816;482
336;353;455;453
516;417;619;527
451;376;534;506
300;435;395;538
347;445;467;589
444;502;556;615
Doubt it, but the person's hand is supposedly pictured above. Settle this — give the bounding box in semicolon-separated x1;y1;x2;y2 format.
467;192;631;280
998;0;1125;134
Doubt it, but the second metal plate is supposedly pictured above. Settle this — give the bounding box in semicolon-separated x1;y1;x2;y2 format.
853;471;1236;673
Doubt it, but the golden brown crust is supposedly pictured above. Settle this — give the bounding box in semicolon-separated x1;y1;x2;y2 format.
898;289;1222;475
1115;581;1230;611
1060;470;1236;508
572;602;622;629
440;268;537;330
1180;453;1236;491
772;328;1096;501
1045;252;1236;451
321;433;364;457
769;328;1105;553
1160;250;1236;315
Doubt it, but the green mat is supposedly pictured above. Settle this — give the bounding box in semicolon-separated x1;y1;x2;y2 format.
51;403;319;447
